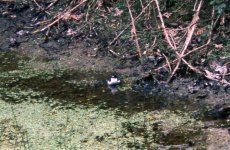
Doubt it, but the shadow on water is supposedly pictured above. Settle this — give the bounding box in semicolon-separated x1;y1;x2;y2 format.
0;52;207;114
11;70;204;114
0;52;228;147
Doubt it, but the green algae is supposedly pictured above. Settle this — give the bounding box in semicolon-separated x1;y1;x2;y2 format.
0;52;208;149
0;100;205;150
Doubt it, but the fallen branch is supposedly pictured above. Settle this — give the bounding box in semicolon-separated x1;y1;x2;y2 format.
154;4;230;85
155;38;211;71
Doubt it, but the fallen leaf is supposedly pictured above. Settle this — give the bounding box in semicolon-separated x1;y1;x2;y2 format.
63;12;71;20
167;28;178;37
221;79;230;86
215;65;228;74
66;28;76;36
162;12;172;18
214;44;223;49
70;14;83;21
114;8;123;16
205;70;220;80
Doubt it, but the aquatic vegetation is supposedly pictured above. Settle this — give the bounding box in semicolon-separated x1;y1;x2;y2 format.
0;52;207;149
0;100;205;149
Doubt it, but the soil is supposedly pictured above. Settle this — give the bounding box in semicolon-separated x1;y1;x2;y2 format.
0;1;229;149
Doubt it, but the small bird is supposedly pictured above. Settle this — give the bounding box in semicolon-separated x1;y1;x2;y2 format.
107;75;121;86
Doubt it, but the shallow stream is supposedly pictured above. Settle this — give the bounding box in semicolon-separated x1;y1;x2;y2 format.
0;52;229;149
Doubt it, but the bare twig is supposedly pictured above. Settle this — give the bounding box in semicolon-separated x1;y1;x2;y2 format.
126;0;143;64
155;4;229;85
33;0;43;10
139;0;144;9
154;38;211;71
159;6;214;71
193;0;198;11
167;0;203;82
150;36;157;48
154;0;175;50
109;49;120;57
162;53;172;73
45;0;59;10
154;0;221;84
109;0;155;46
33;0;86;34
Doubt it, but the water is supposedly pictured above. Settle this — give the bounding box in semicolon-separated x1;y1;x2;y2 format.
0;52;228;149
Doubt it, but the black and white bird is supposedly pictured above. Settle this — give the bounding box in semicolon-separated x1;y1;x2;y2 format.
107;75;121;86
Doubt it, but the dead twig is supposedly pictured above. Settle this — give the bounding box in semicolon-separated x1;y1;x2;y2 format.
109;49;120;57
45;0;60;10
139;0;144;9
155;6;214;72
162;53;172;73
155;4;230;86
33;0;43;10
33;0;86;34
154;0;175;50
109;0;155;46
154;0;203;82
126;0;143;64
167;0;203;82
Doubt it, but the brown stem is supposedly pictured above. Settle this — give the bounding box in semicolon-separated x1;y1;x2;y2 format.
109;0;155;46
126;0;143;64
33;0;86;34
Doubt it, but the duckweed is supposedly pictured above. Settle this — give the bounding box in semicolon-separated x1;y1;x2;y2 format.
0;100;205;149
0;52;207;149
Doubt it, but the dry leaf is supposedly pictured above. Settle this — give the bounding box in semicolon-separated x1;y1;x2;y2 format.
162;12;172;18
97;0;103;8
99;12;107;19
221;79;230;87
214;44;223;49
70;14;83;21
194;27;206;36
62;12;71;20
114;8;123;16
205;70;220;80
66;28;76;36
220;15;225;25
167;29;178;37
215;65;228;74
